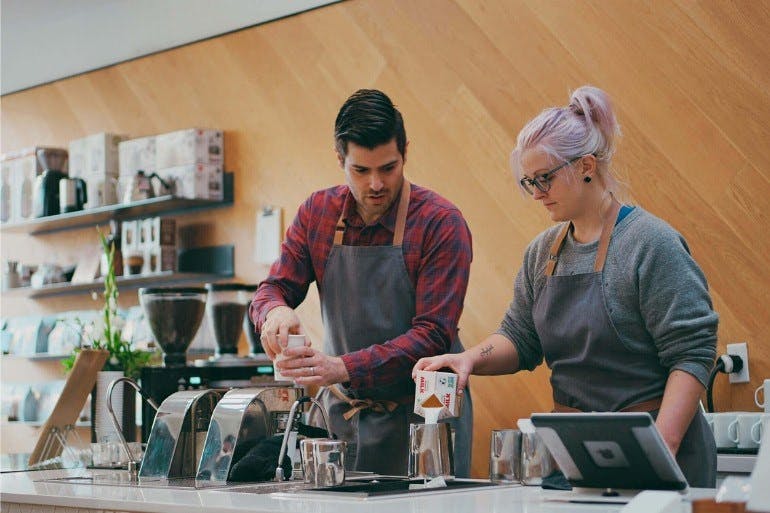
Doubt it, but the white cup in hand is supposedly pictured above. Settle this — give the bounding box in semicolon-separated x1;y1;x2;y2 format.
273;334;306;382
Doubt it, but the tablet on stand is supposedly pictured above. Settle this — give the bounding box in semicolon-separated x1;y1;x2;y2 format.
530;412;689;505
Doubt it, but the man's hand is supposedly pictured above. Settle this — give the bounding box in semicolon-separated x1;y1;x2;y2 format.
260;306;302;359
274;345;350;387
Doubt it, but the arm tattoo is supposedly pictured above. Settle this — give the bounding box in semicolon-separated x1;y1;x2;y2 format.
480;344;493;357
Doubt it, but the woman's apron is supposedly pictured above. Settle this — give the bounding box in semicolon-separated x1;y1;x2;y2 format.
309;179;473;477
531;205;715;487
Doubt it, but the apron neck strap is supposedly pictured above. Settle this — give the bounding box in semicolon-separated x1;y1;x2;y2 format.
392;179;411;246
333;179;411;246
544;201;621;276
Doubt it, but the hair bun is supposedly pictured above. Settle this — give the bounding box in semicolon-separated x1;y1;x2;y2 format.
568;100;585;116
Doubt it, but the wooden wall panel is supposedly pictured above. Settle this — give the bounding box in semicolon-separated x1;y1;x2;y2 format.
1;0;768;477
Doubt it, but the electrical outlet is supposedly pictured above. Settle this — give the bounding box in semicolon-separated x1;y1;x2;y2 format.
726;342;750;384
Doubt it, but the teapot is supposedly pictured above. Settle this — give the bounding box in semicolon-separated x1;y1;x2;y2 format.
121;170;171;204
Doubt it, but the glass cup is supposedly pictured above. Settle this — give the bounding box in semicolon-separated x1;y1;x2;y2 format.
489;429;521;483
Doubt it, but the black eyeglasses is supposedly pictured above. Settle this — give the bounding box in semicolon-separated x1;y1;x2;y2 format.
519;156;582;195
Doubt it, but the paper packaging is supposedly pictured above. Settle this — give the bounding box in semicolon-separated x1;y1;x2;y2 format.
118;136;156;176
140;217;176;248
69;133;127;208
139;217;177;274
142;246;177;274
155;128;223;169
273;334;306;382
157;163;223;201
414;370;460;421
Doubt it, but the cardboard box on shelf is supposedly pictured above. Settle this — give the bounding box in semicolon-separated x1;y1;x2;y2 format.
155;128;223;169
140;217;176;249
121;220;140;253
142;245;177;274
69;133;127;209
157;163;223;201
118;136;156;177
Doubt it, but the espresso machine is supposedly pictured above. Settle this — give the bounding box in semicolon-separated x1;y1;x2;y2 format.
138;285;275;442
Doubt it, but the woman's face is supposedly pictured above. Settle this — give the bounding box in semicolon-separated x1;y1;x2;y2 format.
520;147;583;222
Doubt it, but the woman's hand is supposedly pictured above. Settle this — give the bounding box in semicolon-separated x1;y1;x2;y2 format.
413;352;474;394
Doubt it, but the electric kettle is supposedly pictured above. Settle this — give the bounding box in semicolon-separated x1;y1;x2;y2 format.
32;148;69;218
122;170;171;204
59;177;88;213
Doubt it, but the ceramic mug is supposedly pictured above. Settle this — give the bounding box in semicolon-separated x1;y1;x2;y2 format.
713;412;739;449
751;414;770;446
755;379;770;413
734;413;762;449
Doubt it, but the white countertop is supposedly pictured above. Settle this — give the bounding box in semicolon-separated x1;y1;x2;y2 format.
0;468;719;513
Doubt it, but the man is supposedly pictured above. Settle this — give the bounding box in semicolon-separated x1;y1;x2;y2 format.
250;89;473;476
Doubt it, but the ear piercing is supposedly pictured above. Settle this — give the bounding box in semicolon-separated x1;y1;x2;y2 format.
584;176;592;183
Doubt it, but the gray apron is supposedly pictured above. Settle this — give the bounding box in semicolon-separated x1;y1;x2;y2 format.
309;179;473;477
531;205;716;487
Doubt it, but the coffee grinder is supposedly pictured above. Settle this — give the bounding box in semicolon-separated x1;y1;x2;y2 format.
197;283;262;367
139;287;207;367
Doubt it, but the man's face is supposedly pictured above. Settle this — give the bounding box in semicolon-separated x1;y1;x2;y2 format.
338;138;407;225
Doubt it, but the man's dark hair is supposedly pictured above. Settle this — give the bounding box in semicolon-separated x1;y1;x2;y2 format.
334;89;407;158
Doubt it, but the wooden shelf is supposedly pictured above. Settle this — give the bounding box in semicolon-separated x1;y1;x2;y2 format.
2;270;233;299
0;173;233;235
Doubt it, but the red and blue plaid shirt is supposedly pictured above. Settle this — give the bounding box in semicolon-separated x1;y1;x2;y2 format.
251;182;472;393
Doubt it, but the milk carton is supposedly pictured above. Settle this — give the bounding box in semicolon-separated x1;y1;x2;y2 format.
414;370;460;423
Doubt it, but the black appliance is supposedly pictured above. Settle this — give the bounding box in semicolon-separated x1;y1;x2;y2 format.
139;358;276;442
32;148;68;218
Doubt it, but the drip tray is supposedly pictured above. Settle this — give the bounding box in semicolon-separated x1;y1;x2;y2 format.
266;477;500;500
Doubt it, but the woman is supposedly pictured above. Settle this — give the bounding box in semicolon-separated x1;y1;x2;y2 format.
414;86;718;487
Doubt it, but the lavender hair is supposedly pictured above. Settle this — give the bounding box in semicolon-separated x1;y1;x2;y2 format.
510;86;623;193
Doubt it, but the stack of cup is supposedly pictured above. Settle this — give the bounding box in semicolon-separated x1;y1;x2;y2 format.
707;411;769;451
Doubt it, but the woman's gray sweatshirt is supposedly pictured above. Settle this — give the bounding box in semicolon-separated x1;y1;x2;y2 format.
497;207;718;388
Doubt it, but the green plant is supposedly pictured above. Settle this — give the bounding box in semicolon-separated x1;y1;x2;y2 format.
63;228;153;378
